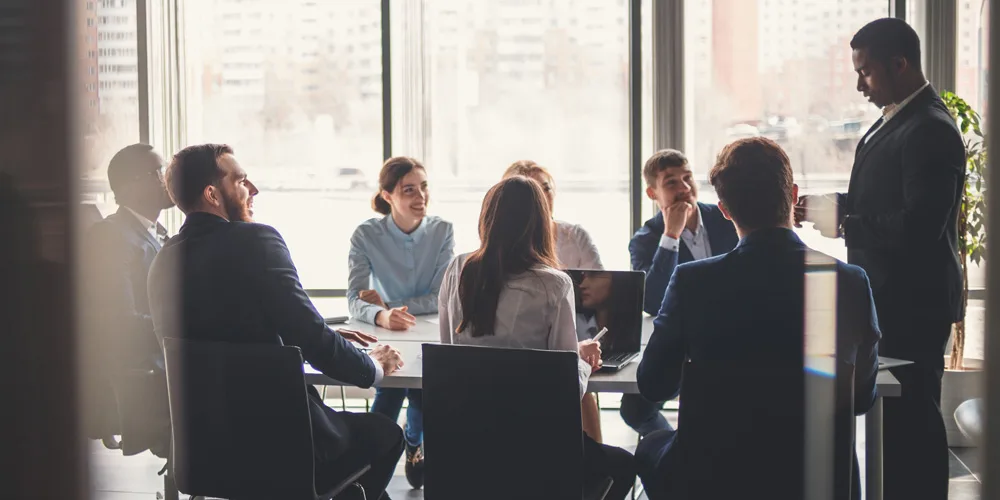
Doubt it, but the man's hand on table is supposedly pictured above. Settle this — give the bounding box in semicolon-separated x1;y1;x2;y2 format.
369;344;404;375
335;328;378;347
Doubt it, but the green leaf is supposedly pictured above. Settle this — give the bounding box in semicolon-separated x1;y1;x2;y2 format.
942;90;988;266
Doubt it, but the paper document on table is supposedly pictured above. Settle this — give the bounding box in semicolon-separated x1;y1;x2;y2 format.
425;317;439;325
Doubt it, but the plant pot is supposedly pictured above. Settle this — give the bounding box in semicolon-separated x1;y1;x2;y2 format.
941;357;984;447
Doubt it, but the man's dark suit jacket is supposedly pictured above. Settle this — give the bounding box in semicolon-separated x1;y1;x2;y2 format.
148;212;378;462
81;207;167;448
841;85;965;362
636;228;881;497
629;202;739;315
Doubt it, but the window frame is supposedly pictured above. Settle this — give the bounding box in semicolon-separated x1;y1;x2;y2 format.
135;0;961;296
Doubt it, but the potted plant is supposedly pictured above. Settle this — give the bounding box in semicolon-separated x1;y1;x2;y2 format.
940;90;987;447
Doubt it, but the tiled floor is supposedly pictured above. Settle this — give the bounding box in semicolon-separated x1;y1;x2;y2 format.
90;407;982;500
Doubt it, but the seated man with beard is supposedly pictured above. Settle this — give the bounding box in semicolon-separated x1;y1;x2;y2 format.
148;144;405;499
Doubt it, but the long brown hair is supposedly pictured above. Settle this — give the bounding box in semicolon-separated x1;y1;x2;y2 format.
372;156;425;215
457;176;558;337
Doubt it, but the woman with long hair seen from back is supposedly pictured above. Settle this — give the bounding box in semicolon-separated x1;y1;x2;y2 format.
438;175;636;500
502;160;607;442
348;156;455;490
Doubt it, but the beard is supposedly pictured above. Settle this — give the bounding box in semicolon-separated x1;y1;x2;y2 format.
222;193;253;222
158;188;176;210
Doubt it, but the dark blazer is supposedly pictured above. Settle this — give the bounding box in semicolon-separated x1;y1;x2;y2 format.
148;212;378;462
629;202;739;315
842;85;965;360
81;207;166;444
636;228;881;497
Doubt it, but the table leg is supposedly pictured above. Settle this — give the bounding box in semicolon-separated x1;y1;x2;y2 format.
163;472;179;500
865;396;883;500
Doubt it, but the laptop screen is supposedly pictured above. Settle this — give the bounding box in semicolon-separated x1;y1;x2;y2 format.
566;270;645;354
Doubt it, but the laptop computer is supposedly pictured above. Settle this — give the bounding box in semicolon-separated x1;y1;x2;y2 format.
566;269;645;372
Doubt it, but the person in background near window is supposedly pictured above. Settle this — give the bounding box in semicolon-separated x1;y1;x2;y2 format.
348;156;455;490
148;144;405;499
439;176;636;500
796;19;965;500
503;160;603;270
635;138;880;499
81;144;174;453
622;149;739;438
502;160;606;442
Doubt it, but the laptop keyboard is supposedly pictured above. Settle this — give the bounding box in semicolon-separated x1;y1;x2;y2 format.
603;352;637;365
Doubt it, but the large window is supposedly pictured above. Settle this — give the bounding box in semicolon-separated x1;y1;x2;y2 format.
393;0;633;271
182;0;383;289
957;0;989;119
78;0;140;213
684;0;890;260
957;0;989;291
129;0;945;287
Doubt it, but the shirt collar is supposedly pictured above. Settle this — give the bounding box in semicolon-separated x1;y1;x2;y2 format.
385;214;426;244
125;206;155;231
685;204;705;236
882;81;930;122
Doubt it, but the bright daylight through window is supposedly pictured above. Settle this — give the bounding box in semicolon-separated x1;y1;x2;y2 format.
392;0;632;271
683;0;887;260
78;0;140;209
76;0;991;287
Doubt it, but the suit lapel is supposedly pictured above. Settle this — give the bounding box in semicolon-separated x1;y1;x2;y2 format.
677;239;694;263
850;86;938;201
855;117;883;157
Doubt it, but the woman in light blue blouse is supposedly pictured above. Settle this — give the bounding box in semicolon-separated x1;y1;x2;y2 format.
348;156;454;490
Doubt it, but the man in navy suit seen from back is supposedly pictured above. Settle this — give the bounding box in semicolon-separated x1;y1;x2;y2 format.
621;149;739;437
634;137;881;499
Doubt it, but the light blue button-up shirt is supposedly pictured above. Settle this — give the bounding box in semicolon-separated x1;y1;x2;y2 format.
348;214;455;325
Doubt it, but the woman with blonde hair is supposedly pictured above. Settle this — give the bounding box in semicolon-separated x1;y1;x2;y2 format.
504;160;603;270
503;160;606;442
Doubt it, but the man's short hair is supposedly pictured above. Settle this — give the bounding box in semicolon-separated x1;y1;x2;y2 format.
850;18;922;71
166;144;233;213
709;137;794;230
107;143;155;196
643;149;689;186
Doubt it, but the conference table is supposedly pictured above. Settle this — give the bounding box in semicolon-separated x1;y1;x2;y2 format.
309;299;902;500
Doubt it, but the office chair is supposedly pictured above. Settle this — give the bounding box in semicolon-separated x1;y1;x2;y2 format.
641;357;856;499
163;338;369;500
422;343;613;500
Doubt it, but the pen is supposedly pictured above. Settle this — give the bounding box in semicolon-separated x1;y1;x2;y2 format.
592;327;608;342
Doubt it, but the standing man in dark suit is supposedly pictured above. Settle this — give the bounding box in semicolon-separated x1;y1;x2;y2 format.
797;18;965;500
622;149;739;436
148;144;405;499
81;144;174;451
636;137;881;499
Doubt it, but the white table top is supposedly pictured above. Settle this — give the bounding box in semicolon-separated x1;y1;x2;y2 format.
312;297;657;344
305;340;902;397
